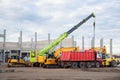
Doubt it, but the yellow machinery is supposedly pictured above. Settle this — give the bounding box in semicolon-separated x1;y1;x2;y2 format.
30;13;95;67
102;54;119;67
90;46;119;67
7;55;32;67
41;47;80;68
54;47;80;59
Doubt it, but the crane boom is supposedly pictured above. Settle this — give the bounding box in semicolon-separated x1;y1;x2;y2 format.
67;13;95;34
38;13;95;56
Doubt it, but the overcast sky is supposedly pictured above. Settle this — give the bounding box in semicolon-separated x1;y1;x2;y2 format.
0;0;120;54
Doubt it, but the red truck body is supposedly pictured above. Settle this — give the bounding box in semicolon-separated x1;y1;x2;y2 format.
60;50;102;68
61;50;100;61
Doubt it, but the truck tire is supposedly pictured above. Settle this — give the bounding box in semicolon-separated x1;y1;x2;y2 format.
60;62;67;68
95;62;100;68
71;62;78;68
79;62;86;68
86;62;92;68
111;60;117;67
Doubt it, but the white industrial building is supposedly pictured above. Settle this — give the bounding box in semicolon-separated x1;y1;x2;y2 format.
0;38;76;62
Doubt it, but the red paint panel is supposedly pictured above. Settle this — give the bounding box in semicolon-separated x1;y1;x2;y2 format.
60;52;71;61
60;50;96;61
70;50;95;61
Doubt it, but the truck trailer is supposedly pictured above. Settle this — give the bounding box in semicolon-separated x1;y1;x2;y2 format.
59;50;102;68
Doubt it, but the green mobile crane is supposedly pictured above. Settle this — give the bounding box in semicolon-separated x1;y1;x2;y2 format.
30;13;95;67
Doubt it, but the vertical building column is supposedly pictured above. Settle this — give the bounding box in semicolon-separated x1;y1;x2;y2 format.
82;36;84;50
72;35;74;47
3;29;6;63
31;38;33;50
20;31;22;58
60;41;63;47
100;38;103;48
74;41;77;47
9;50;11;58
93;20;95;48
48;33;50;45
35;32;37;50
91;37;94;48
110;39;112;56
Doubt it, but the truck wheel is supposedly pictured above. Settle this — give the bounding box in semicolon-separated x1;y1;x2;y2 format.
95;62;100;68
71;62;78;68
79;62;86;68
60;62;70;68
86;62;92;68
111;60;117;67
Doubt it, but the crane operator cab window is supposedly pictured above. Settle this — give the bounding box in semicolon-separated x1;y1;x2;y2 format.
45;52;54;59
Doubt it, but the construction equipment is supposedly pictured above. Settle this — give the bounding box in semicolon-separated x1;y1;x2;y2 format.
7;55;32;67
90;46;119;67
102;54;119;67
38;47;80;68
30;13;95;67
54;47;80;59
60;50;102;68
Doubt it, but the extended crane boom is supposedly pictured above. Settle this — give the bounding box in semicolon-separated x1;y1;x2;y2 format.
67;13;95;34
38;13;95;56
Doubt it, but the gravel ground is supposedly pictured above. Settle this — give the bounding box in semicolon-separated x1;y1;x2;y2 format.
0;66;120;80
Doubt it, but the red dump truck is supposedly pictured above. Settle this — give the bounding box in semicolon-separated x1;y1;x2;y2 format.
59;50;102;68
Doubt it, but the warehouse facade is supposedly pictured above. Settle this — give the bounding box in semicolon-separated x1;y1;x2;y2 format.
0;38;76;62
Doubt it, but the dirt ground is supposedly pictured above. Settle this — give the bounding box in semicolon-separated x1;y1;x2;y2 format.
0;66;120;80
